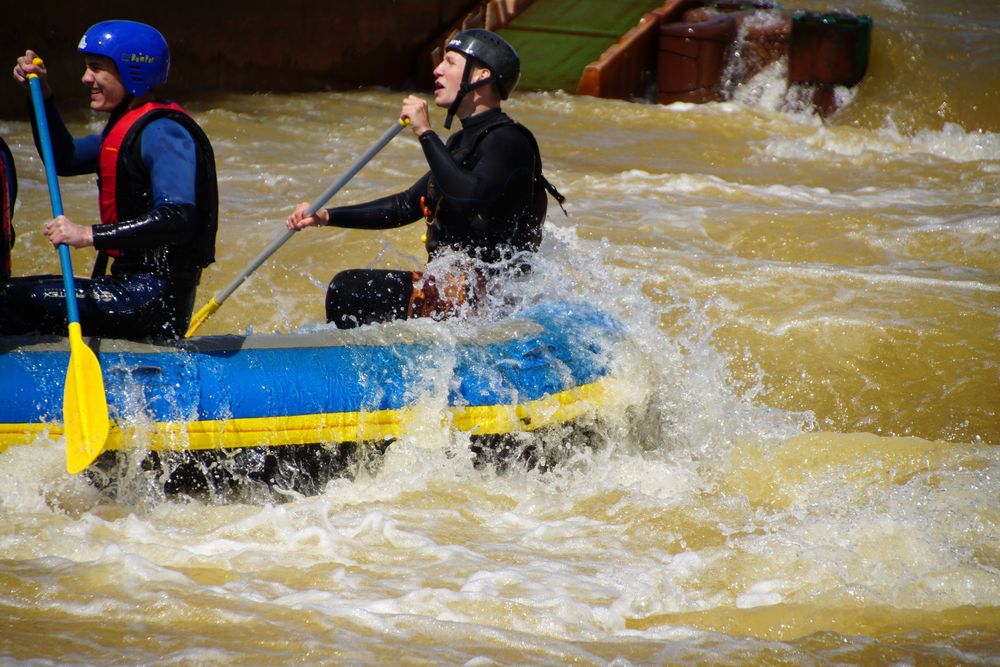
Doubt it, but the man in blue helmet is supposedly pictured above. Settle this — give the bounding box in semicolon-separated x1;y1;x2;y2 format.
3;20;218;340
286;29;564;327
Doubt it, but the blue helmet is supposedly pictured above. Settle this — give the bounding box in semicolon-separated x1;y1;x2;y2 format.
77;20;170;97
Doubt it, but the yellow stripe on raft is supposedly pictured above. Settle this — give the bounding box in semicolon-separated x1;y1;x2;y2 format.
0;376;618;454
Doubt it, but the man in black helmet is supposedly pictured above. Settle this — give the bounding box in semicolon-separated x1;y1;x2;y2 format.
287;29;563;328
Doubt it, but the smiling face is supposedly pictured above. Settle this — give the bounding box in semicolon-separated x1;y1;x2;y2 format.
81;55;127;112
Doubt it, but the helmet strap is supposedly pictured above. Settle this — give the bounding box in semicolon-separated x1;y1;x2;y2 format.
444;58;493;130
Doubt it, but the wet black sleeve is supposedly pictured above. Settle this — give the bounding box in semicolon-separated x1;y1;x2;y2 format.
417;127;534;216
325;173;428;230
91;203;197;250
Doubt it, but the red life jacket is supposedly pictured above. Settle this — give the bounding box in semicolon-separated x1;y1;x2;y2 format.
97;101;188;257
0;138;15;278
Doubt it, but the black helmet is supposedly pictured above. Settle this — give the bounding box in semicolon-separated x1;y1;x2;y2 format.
446;29;520;100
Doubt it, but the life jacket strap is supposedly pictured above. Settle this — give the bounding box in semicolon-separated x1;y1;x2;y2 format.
540;174;567;216
91;251;110;278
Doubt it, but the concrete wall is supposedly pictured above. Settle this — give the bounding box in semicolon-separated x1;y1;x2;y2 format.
0;0;481;118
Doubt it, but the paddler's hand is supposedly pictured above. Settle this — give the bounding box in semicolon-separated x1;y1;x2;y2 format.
285;201;330;230
44;215;93;248
13;50;51;97
401;95;432;137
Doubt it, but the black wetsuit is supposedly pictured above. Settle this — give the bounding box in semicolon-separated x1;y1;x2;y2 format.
0;98;217;340
323;108;551;328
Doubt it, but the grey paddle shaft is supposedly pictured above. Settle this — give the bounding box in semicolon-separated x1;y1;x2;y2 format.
213;119;408;304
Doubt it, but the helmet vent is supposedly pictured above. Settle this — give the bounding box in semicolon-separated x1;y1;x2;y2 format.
126;64;144;87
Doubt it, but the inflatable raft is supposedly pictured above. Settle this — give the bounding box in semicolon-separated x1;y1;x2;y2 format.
0;301;630;493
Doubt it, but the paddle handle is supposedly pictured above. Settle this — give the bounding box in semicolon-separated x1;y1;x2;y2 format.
29;60;111;472
28;66;81;326
213;118;409;307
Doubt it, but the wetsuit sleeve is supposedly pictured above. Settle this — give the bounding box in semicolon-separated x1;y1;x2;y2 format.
91;118;198;250
417;127;534;217
28;96;101;176
91;204;196;250
325;173;427;230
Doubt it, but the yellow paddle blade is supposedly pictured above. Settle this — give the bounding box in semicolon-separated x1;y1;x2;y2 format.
64;323;110;474
185;297;220;338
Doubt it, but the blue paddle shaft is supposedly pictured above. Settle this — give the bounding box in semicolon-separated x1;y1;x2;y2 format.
28;75;81;326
